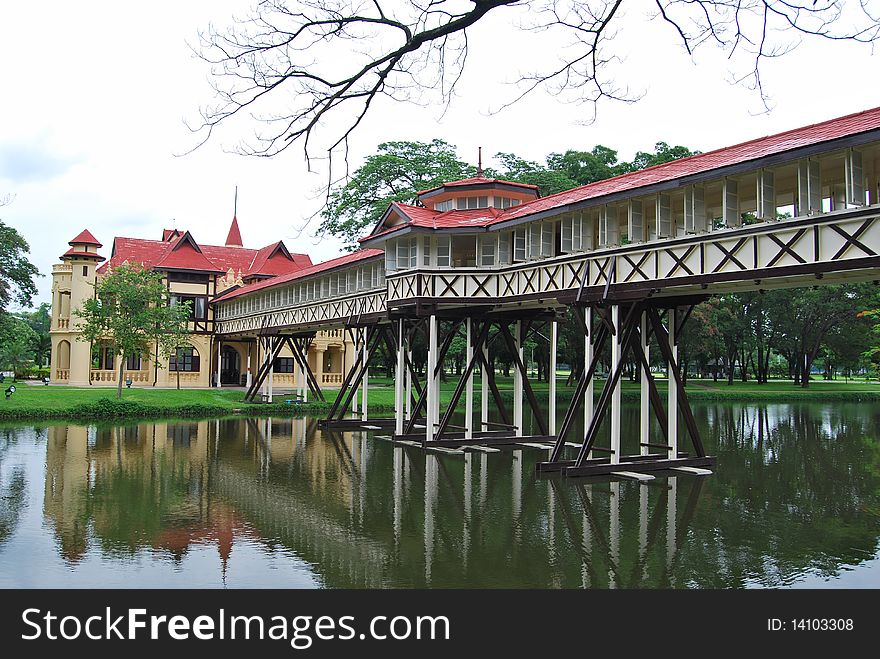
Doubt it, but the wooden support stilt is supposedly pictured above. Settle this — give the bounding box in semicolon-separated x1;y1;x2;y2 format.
465;317;474;440
426;314;439;442
549;319;557;435
639;311;650;456
610;304;621;465
395;319;405;436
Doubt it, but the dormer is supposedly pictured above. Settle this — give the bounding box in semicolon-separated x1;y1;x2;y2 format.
416;177;539;212
60;230;105;263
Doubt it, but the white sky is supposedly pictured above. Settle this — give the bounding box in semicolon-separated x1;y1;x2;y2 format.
1;1;877;307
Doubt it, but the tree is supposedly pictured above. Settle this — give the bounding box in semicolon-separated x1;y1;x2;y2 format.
193;0;879;174
320;139;473;246
0;315;38;378
0;220;39;314
15;303;51;367
75;264;192;399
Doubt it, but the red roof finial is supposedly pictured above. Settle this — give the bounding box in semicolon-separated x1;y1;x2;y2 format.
226;216;243;247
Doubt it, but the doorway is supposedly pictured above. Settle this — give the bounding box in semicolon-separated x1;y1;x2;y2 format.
220;346;241;385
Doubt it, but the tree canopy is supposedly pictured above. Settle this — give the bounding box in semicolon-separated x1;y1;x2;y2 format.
320;139;697;245
75;264;192;398
0;219;39;314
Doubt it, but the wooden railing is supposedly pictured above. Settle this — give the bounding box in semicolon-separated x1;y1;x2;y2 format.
386;206;880;306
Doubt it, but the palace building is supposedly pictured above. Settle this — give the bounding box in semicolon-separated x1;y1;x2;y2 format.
49;217;358;389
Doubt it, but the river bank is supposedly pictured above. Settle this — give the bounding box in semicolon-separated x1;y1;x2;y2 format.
1;378;878;422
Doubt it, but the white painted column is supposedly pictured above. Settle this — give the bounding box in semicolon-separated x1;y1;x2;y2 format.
215;339;222;388
610;305;621;465
481;339;489;432
267;341;275;404
245;343;252;389
352;331;360;414
668;308;678;459
640;311;650;456
549;319;558;435
395;319;405;436
405;344;413;421
513;320;523;437
361;329;369;421
465;318;474;439
584;308;594;455
426;314;438;442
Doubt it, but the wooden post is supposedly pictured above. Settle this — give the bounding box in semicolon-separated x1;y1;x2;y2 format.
513;320;523;437
481;333;489;432
610;305;621;465
267;339;275;403
361;328;369;421
584;308;594;457
405;343;413;421
549;319;558;435
395;319;405;436
640;311;650;456
427;314;438;442
465;317;474;439
245;343;252;389
668;308;678;459
216;339;222;388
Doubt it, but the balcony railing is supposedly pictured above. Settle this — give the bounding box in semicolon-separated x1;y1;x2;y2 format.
386;206;880;305
55;369;69;381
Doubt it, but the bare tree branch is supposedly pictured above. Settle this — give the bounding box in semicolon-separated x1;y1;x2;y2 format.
188;0;880;204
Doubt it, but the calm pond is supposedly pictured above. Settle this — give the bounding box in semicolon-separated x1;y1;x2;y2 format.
1;402;879;588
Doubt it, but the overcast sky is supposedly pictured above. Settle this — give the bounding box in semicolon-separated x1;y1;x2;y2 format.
1;1;877;307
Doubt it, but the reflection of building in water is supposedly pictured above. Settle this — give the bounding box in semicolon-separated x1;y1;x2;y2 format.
43;422;251;569
39;407;880;588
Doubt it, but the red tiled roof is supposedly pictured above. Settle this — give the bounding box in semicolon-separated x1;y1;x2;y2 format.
365;105;880;240
225;217;243;247
60;247;105;261
213;249;384;302
69;229;102;247
153;233;222;272
362;202;503;241
98;234;313;277
497;104;880;225
417;177;539;196
162;229;185;242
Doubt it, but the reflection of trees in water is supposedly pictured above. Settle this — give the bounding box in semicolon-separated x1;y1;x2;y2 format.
0;428;27;548
679;403;880;587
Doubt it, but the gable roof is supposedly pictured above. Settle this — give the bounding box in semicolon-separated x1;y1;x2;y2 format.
363;105;880;242
213;249;384;302
98;233;313;277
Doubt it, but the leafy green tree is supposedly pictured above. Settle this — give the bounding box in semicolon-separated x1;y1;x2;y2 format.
0;220;40;314
625;142;699;171
14;303;51;366
75;264;192;399
0;315;38;377
320;139;474;247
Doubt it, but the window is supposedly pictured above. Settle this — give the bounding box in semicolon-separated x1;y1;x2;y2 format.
169;347;200;372
528;223;541;259
456;196;489;210
91;343;115;370
513;228;527;262
82;266;88;277
168;272;209;283
125;353;142;370
274;357;295;373
396;236;417;269
479;235;496;267
170;295;207;320
498;231;511;265
541;222;554;257
436;235;451;267
493;197;520;209
451;236;477;267
385;241;398;272
435;200;454;212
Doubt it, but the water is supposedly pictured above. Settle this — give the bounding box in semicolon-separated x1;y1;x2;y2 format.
0;402;879;588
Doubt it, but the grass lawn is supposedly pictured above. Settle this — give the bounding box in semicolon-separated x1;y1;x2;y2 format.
1;374;878;423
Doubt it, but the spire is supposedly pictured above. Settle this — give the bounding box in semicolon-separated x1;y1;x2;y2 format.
226;187;243;247
476;146;483;178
